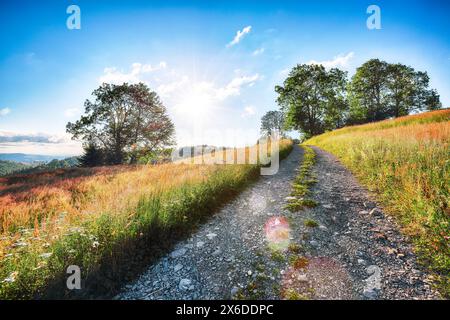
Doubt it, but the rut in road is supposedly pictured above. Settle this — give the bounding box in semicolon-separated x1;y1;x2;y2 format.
117;145;439;300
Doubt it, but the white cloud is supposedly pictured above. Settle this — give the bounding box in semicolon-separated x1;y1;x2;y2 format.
156;75;190;98
64;107;81;117
158;73;261;103
241;106;256;118
216;74;261;99
0;131;82;156
252;48;265;56
0;131;67;144
98;61;167;84
0;108;11;116
227;26;252;47
169;73;261;112
308;52;355;69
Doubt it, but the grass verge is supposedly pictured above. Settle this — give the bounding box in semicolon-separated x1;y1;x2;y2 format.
284;145;318;212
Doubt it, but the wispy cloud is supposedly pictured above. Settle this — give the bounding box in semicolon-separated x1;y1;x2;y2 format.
0;131;82;156
64;107;81;117
216;74;261;99
0;131;67;144
252;48;265;56
227;26;252;47
308;52;355;69
0;108;11;116
156;75;190;98
157;73;261;102
98;61;167;84
241;105;256;118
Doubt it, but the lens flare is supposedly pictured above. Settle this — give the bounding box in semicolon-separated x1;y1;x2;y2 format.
264;216;290;251
281;257;353;300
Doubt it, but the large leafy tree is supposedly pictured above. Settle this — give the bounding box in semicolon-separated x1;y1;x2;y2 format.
386;65;439;117
275;64;348;138
347;59;390;124
260;110;285;136
67;82;175;165
386;63;418;117
348;59;441;123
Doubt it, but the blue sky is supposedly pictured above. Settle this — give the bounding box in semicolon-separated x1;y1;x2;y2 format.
0;0;449;155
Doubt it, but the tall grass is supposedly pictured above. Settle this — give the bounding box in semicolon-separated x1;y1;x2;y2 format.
0;140;293;299
305;109;450;296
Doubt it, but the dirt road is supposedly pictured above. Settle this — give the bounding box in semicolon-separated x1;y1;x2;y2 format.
117;145;438;300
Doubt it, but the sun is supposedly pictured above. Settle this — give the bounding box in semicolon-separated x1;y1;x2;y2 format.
173;82;216;127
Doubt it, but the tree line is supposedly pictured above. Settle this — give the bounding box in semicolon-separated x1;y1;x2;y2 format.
68;58;442;168
265;58;442;139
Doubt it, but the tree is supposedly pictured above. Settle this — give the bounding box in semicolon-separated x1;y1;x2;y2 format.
348;59;442;123
424;89;442;111
275;64;348;138
260;110;285;136
78;143;105;167
347;59;390;124
67;83;175;165
386;66;440;117
386;63;417;117
322;68;349;130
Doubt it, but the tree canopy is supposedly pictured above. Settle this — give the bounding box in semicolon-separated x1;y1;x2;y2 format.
276;59;442;136
347;59;441;124
260;110;285;137
67;82;175;165
275;64;348;138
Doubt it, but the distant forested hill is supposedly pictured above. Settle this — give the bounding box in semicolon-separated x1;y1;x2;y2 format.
0;160;31;176
0;157;80;176
14;157;80;175
0;153;66;163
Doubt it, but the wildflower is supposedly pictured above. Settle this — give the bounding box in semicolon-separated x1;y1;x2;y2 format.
39;252;52;259
69;227;84;233
92;241;100;248
12;241;28;248
33;261;47;271
3;271;18;283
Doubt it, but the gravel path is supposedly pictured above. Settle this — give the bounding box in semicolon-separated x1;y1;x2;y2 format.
117;145;439;300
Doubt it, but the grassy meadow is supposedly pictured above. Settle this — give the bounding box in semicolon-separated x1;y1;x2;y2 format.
305;109;450;296
0;139;293;299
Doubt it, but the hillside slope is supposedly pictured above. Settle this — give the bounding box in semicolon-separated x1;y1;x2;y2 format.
305;109;450;296
0;161;30;176
0;140;292;299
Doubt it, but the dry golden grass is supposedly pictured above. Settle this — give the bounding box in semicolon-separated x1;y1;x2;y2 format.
0;139;293;299
0;164;215;255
